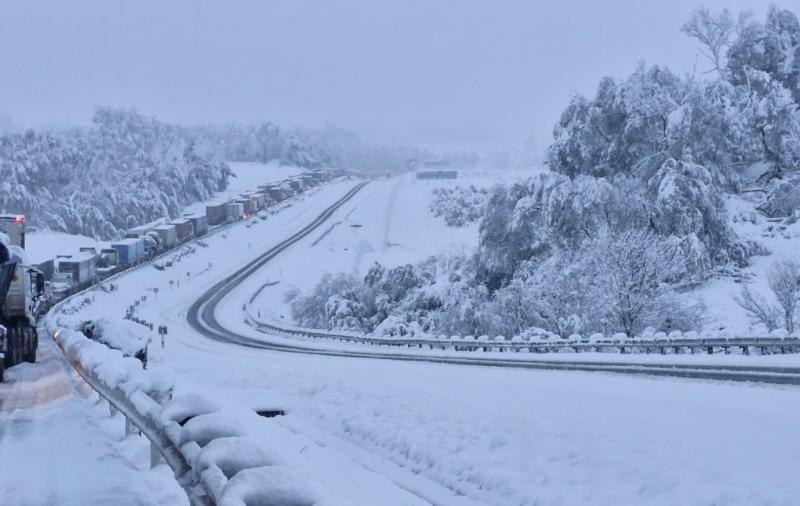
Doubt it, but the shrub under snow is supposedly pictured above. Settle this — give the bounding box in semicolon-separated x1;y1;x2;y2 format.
429;185;489;227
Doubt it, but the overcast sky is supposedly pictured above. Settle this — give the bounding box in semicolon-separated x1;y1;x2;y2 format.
0;1;772;153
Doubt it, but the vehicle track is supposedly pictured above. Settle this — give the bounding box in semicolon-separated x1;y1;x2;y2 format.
187;182;800;387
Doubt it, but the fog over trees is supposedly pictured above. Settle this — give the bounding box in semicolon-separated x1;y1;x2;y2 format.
0;109;422;238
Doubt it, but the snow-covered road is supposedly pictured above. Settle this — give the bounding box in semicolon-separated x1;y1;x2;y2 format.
50;175;800;505
0;335;186;506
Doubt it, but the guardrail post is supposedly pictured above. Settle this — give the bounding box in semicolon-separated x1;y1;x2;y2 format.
109;402;118;418
125;415;138;436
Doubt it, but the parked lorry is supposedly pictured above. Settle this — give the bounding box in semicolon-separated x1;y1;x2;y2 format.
225;202;244;222
0;218;45;382
57;252;97;291
111;238;145;266
154;224;178;249
206;202;228;226
170;219;193;243
0;214;26;249
184;213;208;236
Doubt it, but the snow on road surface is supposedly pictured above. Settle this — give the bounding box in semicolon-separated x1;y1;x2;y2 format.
0;334;185;506
248;172;480;323
168;346;800;506
57;176;800;505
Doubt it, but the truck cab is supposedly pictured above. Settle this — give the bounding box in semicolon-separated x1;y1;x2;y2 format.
0;214;26;249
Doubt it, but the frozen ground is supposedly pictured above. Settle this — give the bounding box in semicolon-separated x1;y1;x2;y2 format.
53;175;800;506
0;335;186;506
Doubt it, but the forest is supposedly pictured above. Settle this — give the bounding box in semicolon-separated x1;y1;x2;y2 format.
0;108;420;238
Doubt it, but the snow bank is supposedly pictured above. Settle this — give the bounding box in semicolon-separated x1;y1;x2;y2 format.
180;413;249;447
90;318;151;357
52;324;338;505
218;466;329;506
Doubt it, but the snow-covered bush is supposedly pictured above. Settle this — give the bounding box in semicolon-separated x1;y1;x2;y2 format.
736;259;800;333
429;185;489;227
758;178;800;217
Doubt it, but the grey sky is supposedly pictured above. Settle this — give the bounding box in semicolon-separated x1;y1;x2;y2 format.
0;1;771;152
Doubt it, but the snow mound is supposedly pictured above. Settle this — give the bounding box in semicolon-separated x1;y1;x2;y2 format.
90;318;150;357
180;413;249;447
197;437;280;479
160;394;223;428
218;466;332;506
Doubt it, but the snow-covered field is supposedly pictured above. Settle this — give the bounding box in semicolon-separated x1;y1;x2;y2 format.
45;175;800;506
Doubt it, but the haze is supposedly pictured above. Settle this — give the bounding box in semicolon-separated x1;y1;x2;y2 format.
0;0;768;152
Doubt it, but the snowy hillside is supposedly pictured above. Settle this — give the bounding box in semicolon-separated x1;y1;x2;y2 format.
698;191;800;334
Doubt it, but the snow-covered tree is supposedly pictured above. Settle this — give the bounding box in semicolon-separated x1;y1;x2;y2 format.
736;259;800;333
727;6;800;104
584;230;705;337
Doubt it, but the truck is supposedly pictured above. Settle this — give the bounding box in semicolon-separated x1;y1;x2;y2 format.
57;252;97;291
225;202;244;222
235;198;256;216
184;213;208;237
0;215;26;249
126;223;156;239
266;185;288;202
154;224;178;249
111;238;145;266
206;202;229;226
170;219;193;243
0;218;45;382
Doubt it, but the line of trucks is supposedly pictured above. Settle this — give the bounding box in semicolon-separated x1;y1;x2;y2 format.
0;170;331;381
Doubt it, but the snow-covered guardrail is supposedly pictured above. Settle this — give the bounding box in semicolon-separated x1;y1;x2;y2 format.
44;185;346;506
47;315;334;506
245;307;800;356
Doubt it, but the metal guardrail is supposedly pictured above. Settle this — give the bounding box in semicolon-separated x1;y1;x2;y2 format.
246;313;800;356
43;182;348;506
50;328;212;506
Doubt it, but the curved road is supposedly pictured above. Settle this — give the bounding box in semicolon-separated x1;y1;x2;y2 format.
186;181;800;386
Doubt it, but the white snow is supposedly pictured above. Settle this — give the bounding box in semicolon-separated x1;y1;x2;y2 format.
0;335;186;506
696;192;800;335
26;231;102;265
50;175;800;506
